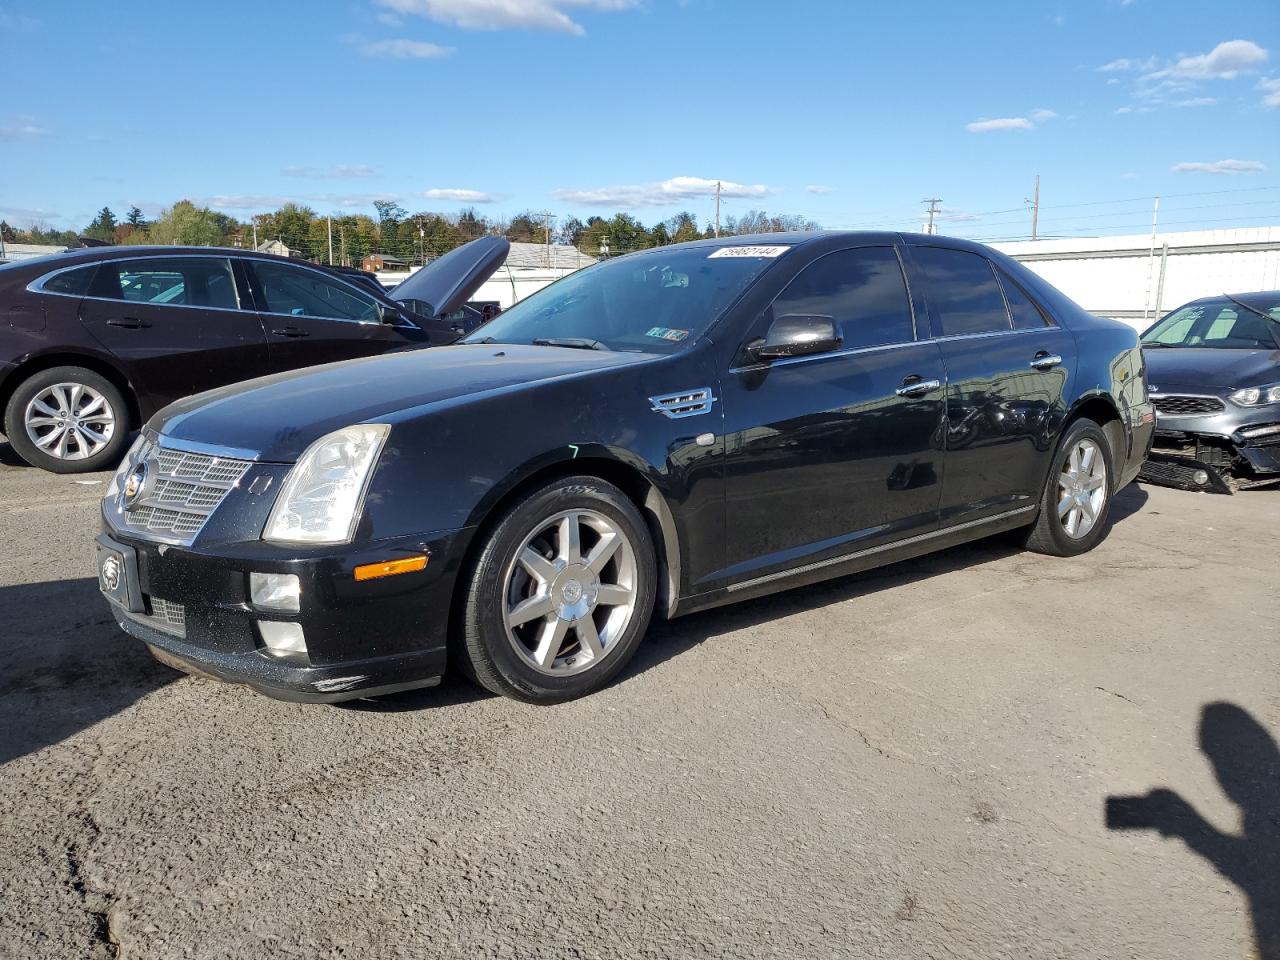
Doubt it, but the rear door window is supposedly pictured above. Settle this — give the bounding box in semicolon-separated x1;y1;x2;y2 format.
89;258;240;310
913;247;1012;337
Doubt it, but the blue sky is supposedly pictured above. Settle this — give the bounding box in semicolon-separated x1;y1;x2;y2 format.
2;0;1278;240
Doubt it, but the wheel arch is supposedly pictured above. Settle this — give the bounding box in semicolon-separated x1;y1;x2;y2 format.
453;447;683;632
1064;392;1126;474
0;350;141;430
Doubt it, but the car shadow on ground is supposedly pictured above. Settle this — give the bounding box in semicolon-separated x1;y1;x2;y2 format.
1106;701;1279;960
629;483;1150;680
0;577;176;767
0;439;28;468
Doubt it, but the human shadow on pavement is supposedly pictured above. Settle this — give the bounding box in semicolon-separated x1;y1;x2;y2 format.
0;577;175;766
1106;702;1279;960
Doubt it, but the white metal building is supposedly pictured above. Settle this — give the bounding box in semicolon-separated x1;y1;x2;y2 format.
992;226;1280;333
378;242;597;309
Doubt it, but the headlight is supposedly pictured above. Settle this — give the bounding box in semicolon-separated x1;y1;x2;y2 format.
263;424;390;545
1229;384;1280;406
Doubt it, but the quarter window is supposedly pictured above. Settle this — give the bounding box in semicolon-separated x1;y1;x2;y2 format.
998;269;1051;330
89;258;239;310
913;247;1011;337
39;264;98;296
768;246;916;350
252;261;380;323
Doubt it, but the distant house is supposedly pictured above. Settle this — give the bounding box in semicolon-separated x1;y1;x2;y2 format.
256;239;297;258
362;253;409;272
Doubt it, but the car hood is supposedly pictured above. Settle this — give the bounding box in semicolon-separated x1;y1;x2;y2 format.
389;236;508;317
1142;346;1280;390
151;344;656;462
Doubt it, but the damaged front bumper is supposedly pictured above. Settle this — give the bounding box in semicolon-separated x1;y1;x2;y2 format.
1140;423;1280;493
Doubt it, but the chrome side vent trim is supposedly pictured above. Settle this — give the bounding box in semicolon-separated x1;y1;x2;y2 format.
649;387;716;419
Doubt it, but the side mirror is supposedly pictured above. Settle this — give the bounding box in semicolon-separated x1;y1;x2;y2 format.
379;303;402;324
752;314;841;361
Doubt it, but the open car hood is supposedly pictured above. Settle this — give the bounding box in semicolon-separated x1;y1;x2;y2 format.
390;236;509;317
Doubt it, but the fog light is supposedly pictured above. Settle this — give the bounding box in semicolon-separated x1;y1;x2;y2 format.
250;572;300;612
1193;470;1209;485
259;621;307;659
1240;423;1280;439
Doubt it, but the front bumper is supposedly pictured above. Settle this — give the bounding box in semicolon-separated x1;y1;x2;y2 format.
98;523;473;703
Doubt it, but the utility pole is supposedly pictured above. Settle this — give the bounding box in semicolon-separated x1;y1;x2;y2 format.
538;211;554;267
252;219;258;249
714;181;722;238
1142;196;1161;323
922;198;942;235
327;216;333;265
1028;174;1040;241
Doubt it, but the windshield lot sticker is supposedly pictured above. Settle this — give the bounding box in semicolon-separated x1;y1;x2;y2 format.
646;327;690;342
708;245;790;259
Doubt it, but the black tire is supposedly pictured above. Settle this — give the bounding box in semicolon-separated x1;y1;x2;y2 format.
3;366;131;474
459;475;657;704
1022;417;1115;557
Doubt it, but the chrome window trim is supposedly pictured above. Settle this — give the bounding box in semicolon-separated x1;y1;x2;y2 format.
728;337;928;375
28;255;248;313
929;326;1056;344
726;505;1036;593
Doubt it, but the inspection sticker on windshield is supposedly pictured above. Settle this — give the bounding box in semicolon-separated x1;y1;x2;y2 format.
646;326;690;342
708;245;790;259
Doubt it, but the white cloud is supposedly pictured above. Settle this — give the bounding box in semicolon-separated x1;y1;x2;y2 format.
198;194;295;210
553;175;770;209
1113;106;1133;114
1175;97;1216;107
375;0;638;36
306;192;405;208
966;117;1033;133
375;11;404;25
1119;172;1139;180
805;185;833;194
351;36;453;58
1098;56;1158;73
283;164;379;178
423;188;495;203
0;118;51;140
1260;77;1280;109
1029;108;1058;121
1172;159;1266;175
1167;39;1268;80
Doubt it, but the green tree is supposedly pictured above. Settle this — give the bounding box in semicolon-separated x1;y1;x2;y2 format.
84;206;117;243
138;200;225;246
126;206;148;229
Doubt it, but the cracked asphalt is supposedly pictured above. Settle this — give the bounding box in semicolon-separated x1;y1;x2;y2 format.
1;444;1277;960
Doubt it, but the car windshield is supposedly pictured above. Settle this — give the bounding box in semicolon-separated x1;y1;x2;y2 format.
461;245;784;354
1142;296;1280;349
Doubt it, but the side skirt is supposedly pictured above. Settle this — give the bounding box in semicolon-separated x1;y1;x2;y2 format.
670;506;1037;617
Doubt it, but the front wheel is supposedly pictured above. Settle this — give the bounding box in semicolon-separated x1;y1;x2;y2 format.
1021;418;1114;557
459;476;657;704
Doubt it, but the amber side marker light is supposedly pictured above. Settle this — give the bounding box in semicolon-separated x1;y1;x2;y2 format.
354;555;428;582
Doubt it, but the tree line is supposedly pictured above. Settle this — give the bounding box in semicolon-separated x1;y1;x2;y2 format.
1;200;821;266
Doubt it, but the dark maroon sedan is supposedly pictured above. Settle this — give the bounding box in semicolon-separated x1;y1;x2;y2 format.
0;238;507;472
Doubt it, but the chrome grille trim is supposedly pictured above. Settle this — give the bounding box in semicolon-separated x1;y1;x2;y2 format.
649;387;717;419
116;439;253;545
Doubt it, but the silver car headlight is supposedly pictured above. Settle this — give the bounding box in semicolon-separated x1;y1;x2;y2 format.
263;424;390;545
104;433;148;500
1229;383;1280;406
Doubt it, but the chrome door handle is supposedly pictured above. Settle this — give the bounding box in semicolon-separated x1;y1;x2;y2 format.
895;378;942;398
1030;353;1063;370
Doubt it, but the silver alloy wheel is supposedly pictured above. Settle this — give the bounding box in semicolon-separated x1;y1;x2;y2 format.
23;382;116;461
501;508;639;676
1057;438;1107;539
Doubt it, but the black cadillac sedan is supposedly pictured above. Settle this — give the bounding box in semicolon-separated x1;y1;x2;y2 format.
0;239;508;472
96;232;1155;704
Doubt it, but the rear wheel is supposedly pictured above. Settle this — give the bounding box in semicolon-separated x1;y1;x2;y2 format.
3;366;131;473
459;476;657;704
1022;418;1114;557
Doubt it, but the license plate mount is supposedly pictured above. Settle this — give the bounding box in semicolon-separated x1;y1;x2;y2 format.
96;534;144;613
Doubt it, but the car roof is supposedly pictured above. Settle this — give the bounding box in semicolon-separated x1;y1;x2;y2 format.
1187;290;1280;301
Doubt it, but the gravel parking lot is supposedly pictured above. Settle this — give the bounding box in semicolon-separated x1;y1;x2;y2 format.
1;442;1276;960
